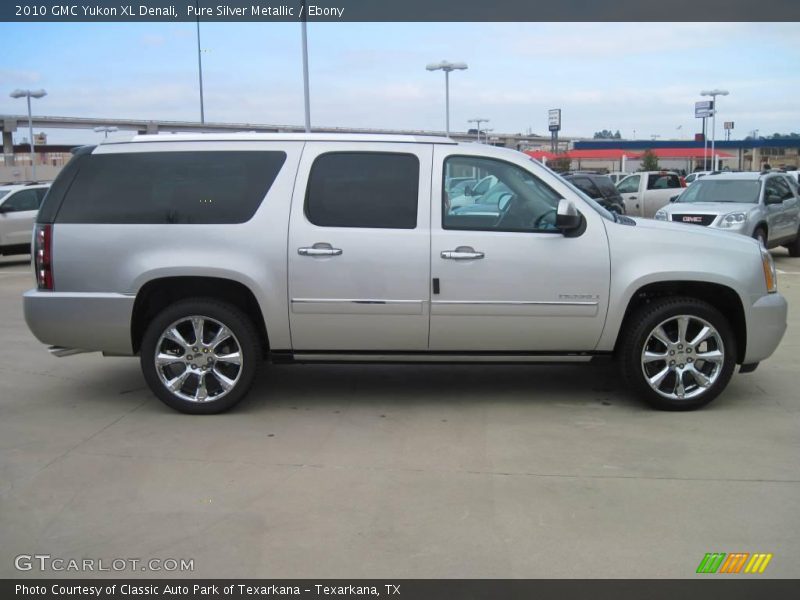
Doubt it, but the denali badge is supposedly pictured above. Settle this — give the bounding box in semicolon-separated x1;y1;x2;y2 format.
683;216;704;223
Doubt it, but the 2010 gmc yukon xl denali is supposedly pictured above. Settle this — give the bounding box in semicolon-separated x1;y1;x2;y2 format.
23;133;788;413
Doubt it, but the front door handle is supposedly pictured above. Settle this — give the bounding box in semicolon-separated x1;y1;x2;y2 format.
441;246;485;260
298;242;342;257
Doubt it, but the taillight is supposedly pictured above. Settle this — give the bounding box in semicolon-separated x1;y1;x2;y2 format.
34;224;53;290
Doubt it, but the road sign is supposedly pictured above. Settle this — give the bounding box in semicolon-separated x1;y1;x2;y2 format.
695;100;714;118
548;108;561;132
724;121;734;130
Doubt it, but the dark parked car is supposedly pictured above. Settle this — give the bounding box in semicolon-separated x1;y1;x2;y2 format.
564;173;625;214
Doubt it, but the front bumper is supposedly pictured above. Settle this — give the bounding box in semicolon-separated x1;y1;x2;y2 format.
23;289;136;356
743;292;788;364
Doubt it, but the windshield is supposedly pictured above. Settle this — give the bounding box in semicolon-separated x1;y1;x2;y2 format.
676;180;760;204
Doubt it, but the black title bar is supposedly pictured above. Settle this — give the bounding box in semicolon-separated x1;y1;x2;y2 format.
4;0;800;22
5;580;800;600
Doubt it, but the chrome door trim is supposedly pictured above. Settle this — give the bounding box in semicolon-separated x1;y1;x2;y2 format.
430;299;599;318
291;298;425;315
431;300;598;306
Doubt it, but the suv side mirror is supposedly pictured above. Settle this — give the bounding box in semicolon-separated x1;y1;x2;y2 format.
556;198;582;231
670;195;679;202
765;193;782;205
464;185;473;196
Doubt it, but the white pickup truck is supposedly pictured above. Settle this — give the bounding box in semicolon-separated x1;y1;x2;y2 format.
616;171;685;218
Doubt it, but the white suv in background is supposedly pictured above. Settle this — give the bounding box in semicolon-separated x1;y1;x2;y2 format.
0;183;50;256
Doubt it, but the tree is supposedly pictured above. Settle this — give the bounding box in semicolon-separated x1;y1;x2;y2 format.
549;153;572;172
640;149;659;171
593;129;616;139
614;130;622;139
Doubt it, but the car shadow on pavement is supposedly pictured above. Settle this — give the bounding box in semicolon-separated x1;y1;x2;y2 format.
240;361;636;412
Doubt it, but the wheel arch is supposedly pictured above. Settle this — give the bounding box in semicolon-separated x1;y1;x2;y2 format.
131;276;270;357
614;281;747;364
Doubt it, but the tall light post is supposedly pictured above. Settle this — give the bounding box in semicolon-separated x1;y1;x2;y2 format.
300;1;311;132
701;89;729;171
195;1;205;123
9;88;46;181
94;126;119;139
426;60;468;137
468;118;489;143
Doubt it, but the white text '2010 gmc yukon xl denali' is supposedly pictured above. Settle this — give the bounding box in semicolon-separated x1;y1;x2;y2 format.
24;134;787;413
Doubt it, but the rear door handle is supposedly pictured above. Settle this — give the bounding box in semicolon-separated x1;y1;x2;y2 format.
298;242;342;257
441;246;485;260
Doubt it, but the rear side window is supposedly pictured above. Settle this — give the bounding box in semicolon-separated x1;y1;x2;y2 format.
56;151;286;224
1;189;40;212
595;177;619;198
305;152;419;229
570;177;600;198
647;174;681;190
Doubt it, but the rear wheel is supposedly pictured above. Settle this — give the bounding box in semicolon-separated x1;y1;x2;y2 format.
620;297;736;411
140;298;260;414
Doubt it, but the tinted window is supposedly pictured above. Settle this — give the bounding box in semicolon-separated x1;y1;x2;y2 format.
444;156;562;233
1;189;40;212
305;152;419;229
570;177;600;198
56;151;286;224
595;177;619;198
647;174;681;189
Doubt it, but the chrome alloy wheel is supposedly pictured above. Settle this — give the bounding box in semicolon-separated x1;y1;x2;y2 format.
640;314;725;401
154;315;244;403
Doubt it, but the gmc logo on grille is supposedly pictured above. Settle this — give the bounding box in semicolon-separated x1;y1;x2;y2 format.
682;216;704;223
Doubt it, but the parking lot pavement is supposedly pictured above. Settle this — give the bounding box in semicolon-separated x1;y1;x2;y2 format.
0;251;798;579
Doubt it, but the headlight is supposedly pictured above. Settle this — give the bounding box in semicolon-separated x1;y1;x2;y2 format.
654;209;668;221
761;246;778;293
719;212;747;228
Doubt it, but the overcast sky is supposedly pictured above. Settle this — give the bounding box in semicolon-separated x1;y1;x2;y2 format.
0;21;798;144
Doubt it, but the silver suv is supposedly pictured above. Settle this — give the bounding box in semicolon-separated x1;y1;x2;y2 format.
23;134;787;413
655;172;800;254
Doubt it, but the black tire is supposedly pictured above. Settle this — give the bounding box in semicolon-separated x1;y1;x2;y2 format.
140;298;260;414
785;231;800;257
619;297;737;411
753;227;767;248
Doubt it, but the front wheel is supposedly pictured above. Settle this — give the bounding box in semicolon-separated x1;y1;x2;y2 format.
140;299;260;414
620;297;736;410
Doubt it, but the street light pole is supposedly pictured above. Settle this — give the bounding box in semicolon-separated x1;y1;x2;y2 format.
94;126;119;139
468;118;489;143
426;60;468;137
9;88;47;181
300;1;311;132
195;1;205;123
701;89;729;171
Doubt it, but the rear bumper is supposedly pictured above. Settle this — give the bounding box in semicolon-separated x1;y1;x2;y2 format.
743;292;788;364
23;289;135;356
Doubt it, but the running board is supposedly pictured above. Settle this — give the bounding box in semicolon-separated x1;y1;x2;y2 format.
286;352;596;364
